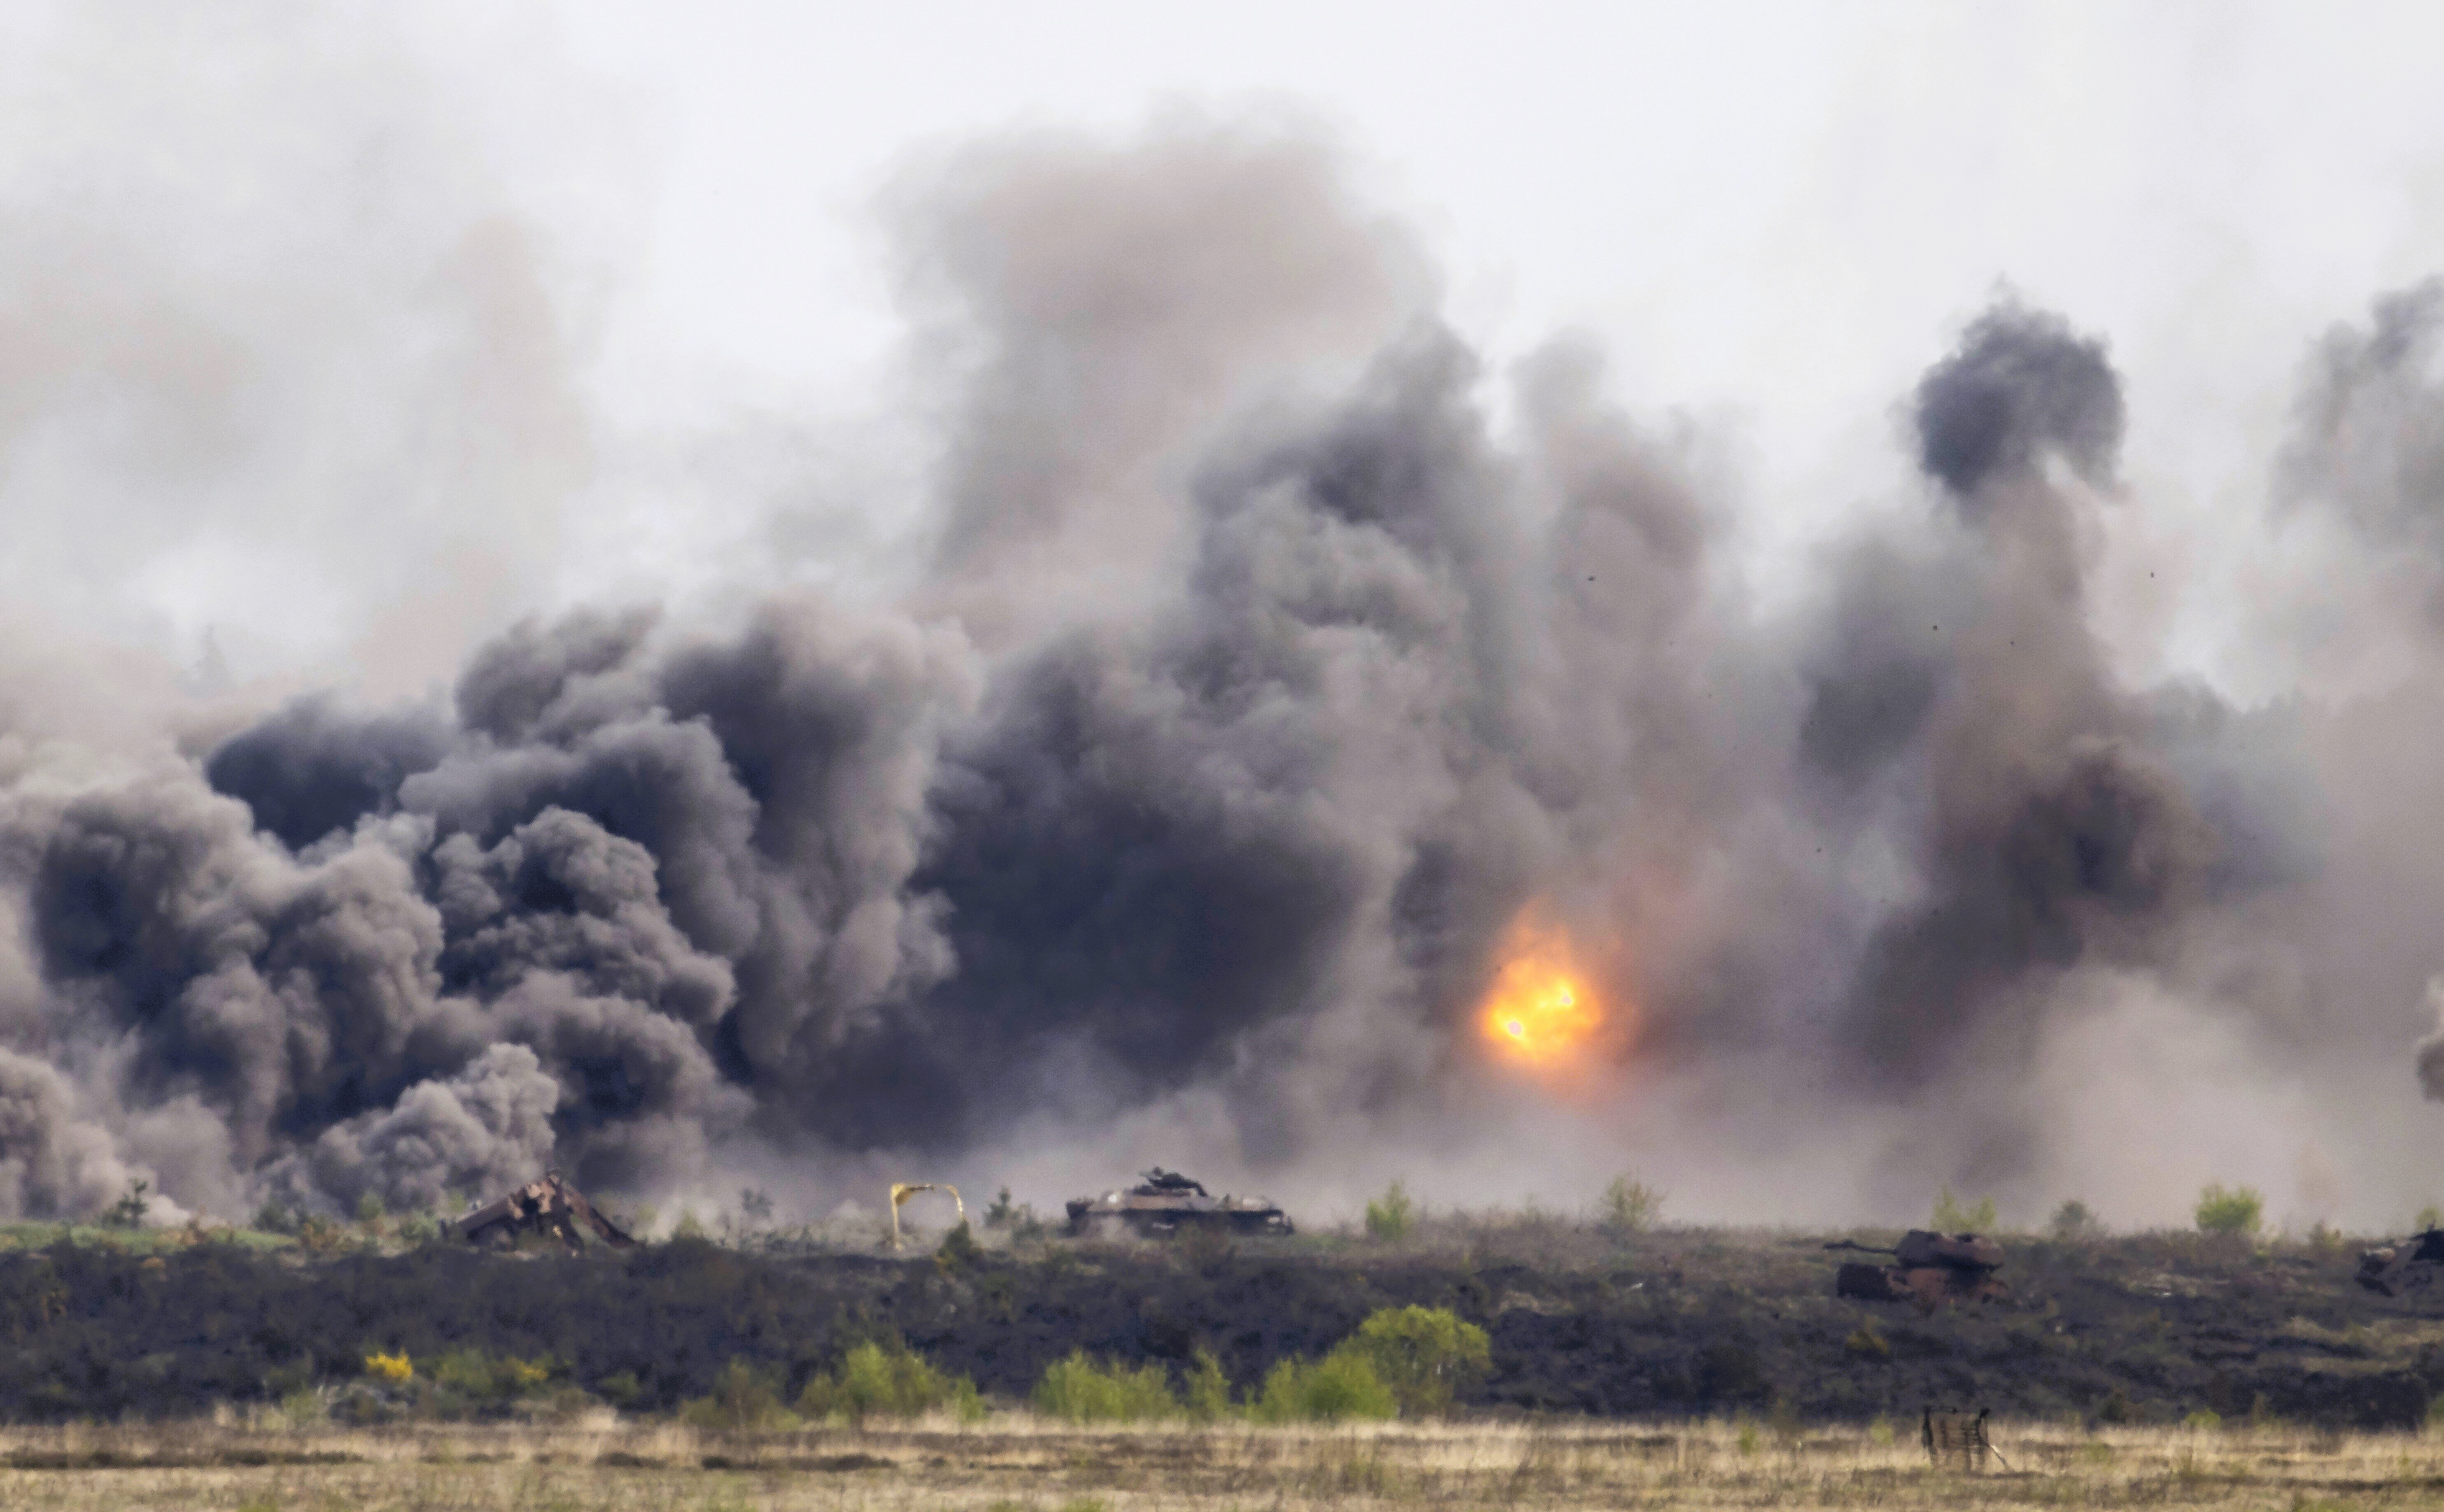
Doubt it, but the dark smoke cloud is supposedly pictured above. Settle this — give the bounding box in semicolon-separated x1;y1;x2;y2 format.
4;88;2439;1229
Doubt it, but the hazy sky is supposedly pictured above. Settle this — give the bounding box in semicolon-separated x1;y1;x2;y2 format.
543;1;2444;673
10;0;2443;696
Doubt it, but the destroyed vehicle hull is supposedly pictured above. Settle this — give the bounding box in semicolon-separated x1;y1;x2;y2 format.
2357;1229;2444;1297
1837;1262;2010;1305
1064;1168;1293;1238
454;1172;635;1251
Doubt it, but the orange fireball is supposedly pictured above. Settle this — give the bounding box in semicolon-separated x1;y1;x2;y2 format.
1477;912;1603;1067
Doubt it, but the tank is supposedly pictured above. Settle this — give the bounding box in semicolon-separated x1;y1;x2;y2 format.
2357;1228;2444;1296
1831;1229;2008;1306
1064;1168;1294;1238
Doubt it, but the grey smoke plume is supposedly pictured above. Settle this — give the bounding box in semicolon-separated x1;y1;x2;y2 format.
8;37;2444;1228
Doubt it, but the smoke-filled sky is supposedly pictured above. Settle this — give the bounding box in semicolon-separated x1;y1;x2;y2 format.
6;0;2444;1234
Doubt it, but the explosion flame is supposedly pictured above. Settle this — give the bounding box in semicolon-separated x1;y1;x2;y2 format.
1477;911;1604;1068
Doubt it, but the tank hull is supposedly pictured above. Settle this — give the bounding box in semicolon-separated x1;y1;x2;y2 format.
1063;1169;1293;1238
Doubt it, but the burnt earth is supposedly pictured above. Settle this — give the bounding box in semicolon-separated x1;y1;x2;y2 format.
0;1228;2433;1428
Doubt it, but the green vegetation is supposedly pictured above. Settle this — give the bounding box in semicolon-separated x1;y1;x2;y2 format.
1931;1184;1997;1232
2049;1198;2103;1239
1600;1174;1665;1235
1033;1350;1181;1423
1364;1179;1416;1242
800;1339;984;1425
679;1357;796;1431
1336;1305;1488;1416
2195;1182;2264;1237
1251;1351;1395;1423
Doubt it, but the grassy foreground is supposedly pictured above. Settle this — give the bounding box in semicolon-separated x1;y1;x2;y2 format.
0;1416;2439;1511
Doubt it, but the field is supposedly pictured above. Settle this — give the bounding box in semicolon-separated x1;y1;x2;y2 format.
3;1415;2443;1511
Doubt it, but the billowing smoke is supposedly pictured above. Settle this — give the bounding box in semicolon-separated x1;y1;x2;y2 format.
8;26;2444;1230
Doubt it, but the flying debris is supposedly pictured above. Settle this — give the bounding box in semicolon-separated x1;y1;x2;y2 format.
1064;1169;1294;1238
452;1172;636;1252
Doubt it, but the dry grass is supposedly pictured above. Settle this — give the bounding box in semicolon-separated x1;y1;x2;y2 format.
0;1414;2439;1510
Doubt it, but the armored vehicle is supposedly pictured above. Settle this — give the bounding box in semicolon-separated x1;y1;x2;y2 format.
1831;1230;2008;1306
454;1171;636;1251
1065;1168;1294;1238
2357;1229;2444;1296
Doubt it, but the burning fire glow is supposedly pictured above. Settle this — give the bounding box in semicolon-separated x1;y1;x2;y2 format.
1477;912;1603;1067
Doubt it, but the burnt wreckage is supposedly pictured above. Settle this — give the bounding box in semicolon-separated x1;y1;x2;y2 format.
1065;1168;1294;1238
2357;1229;2444;1297
1829;1230;2008;1306
453;1172;637;1251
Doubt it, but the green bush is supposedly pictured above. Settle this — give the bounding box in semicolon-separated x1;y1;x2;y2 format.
1931;1185;1996;1232
1364;1180;1415;1243
800;1340;983;1425
1600;1175;1664;1235
1339;1306;1489;1416
2048;1199;2103;1240
429;1347;553;1408
1032;1350;1179;1423
1182;1349;1233;1422
2195;1183;2263;1237
1251;1351;1396;1424
680;1356;798;1430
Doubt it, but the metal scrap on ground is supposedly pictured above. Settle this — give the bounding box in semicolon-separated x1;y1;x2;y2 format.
452;1172;635;1251
889;1182;963;1248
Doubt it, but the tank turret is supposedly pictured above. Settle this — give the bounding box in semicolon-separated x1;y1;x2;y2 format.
1830;1229;2008;1306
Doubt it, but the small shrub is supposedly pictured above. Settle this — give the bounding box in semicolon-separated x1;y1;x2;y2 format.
1844;1323;1890;1360
103;1179;152;1231
1341;1306;1489;1416
739;1188;774;1225
1251;1351;1396;1424
430;1348;553;1408
596;1370;644;1409
2048;1199;2103;1240
363;1350;413;1386
1033;1351;1179;1423
2183;1408;2222;1430
935;1222;981;1277
354;1192;386;1226
1931;1185;1996;1233
803;1340;983;1425
278;1385;326;1428
2417;1203;2444;1234
2195;1183;2263;1237
1182;1349;1233;1422
681;1357;798;1431
1600;1175;1665;1235
1364;1180;1416;1243
1867;1416;1896;1446
250;1199;298;1236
